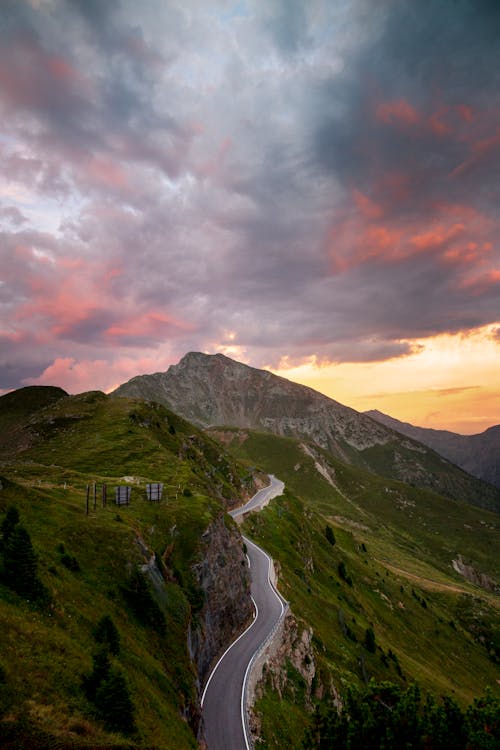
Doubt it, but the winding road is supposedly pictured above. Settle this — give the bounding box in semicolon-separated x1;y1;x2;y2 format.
201;475;286;750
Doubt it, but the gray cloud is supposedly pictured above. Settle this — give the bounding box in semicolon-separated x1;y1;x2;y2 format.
1;0;499;391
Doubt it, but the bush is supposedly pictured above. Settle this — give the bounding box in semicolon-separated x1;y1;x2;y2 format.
325;525;336;546
338;561;353;586
60;553;81;572
364;626;376;653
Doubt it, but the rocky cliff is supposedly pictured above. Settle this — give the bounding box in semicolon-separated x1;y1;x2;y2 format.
188;512;253;686
113;352;500;512
114;352;390;455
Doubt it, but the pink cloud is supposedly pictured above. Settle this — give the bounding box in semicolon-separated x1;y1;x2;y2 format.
410;223;465;251
451;129;500;178
327;196;497;279
0;32;91;112
375;99;420;126
352;189;383;219
25;354;174;394
84;156;130;190
105;311;194;341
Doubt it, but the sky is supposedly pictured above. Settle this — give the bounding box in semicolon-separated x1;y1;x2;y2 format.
1;0;500;434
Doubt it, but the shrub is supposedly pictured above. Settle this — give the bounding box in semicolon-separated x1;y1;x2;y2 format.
325;525;336;546
364;626;376;653
338;561;353;586
60;553;81;572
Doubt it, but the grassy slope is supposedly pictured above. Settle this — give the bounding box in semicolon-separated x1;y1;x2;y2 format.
0;391;250;749
221;429;499;750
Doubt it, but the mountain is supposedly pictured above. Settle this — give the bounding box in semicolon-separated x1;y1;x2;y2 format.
1;385;498;748
113;352;500;513
219;427;500;747
366;409;500;490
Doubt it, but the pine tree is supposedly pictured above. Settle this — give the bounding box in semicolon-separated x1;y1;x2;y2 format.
2;524;46;600
94;615;120;656
82;647;112;700
0;506;20;550
95;667;136;735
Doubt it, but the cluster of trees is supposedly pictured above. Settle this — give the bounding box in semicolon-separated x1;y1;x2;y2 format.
0;506;48;604
305;680;499;749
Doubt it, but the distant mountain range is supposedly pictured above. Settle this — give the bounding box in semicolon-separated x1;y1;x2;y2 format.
113;352;500;513
366;409;500;490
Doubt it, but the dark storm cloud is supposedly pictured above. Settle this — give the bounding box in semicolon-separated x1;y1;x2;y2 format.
1;0;499;391
312;0;500;213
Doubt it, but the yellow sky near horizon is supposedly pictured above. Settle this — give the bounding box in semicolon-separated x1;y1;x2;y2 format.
270;324;500;435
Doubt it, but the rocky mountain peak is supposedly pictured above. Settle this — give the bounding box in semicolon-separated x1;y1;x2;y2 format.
113;352;500;512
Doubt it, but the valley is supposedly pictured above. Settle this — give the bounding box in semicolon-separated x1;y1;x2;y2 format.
0;360;499;749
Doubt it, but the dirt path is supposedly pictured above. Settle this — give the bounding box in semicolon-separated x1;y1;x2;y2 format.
376;559;473;595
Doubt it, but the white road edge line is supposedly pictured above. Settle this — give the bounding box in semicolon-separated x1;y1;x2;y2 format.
201;595;259;707
202;475;287;750
239;536;286;750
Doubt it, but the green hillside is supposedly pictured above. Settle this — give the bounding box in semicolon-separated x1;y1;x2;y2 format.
219;429;500;749
1;386;498;749
0;390;251;749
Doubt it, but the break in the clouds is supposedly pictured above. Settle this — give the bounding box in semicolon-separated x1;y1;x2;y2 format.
1;0;500;393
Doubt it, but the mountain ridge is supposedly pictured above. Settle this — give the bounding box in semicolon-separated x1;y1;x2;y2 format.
113;352;500;513
366;409;500;490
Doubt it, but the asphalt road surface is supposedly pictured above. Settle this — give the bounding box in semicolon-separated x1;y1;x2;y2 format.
201;477;286;750
229;475;285;519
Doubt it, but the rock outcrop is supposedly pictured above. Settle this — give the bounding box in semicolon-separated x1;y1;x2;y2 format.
452;555;500;594
248;611;317;742
189;513;253;686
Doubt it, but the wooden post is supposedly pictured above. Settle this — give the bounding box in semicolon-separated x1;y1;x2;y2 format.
93;482;97;510
102;484;106;508
86;484;89;516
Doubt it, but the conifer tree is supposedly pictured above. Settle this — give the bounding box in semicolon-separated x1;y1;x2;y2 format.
95;667;136;735
82;647;112;700
94;615;120;656
0;506;20;550
2;523;46;600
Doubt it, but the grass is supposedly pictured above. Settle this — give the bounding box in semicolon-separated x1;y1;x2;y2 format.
0;391;252;748
219;428;500;747
1;389;498;749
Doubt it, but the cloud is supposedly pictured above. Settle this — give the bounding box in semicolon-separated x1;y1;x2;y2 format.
1;0;500;393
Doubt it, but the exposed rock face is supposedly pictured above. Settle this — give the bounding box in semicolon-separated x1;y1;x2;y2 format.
189;513;253;686
114;352;500;512
367;409;500;490
114;351;390;454
249;611;318;741
452;555;500;594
